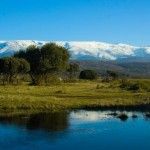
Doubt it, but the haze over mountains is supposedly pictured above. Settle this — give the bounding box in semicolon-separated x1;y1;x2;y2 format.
0;40;150;61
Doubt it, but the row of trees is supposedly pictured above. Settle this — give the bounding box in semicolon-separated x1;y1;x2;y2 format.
0;57;30;84
0;43;81;85
14;43;70;85
0;43;120;85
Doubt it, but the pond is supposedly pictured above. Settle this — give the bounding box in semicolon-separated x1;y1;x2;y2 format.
0;110;150;150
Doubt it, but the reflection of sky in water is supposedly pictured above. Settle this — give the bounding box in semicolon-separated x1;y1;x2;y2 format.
0;111;150;150
70;110;143;122
70;111;112;122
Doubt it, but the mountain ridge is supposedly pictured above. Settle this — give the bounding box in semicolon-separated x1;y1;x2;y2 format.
0;40;150;61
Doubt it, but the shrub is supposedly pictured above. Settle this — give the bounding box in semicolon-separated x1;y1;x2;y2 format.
120;79;140;91
0;57;30;84
138;80;150;92
96;84;100;89
106;70;118;80
79;70;98;80
128;83;140;91
67;63;79;79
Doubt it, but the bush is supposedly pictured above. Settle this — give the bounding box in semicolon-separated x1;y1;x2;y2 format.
106;70;118;80
120;79;150;92
0;57;30;84
128;83;140;91
138;80;150;92
120;79;140;91
96;84;100;89
67;63;79;80
79;70;98;80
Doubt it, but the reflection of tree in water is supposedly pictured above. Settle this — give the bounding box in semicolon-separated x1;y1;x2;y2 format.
144;112;150;121
0;112;69;132
27;112;69;132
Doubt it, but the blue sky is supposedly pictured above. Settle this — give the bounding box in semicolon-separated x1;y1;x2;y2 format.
0;0;150;46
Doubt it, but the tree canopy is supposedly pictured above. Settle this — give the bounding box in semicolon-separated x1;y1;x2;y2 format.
15;43;70;84
106;70;118;80
0;57;30;84
67;63;79;79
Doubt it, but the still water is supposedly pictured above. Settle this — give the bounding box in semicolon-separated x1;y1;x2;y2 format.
0;110;150;150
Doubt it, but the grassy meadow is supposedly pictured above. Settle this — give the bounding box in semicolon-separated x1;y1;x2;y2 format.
0;79;150;115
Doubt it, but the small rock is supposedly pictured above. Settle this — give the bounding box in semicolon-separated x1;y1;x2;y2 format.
117;113;128;121
132;114;138;118
145;113;150;118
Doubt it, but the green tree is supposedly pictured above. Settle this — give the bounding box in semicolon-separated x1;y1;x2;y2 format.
18;58;30;74
67;63;79;79
0;57;30;84
79;70;98;80
106;70;118;80
15;43;70;85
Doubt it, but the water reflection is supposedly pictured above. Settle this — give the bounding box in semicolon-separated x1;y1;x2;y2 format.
70;110;140;122
0;110;150;150
144;112;150;121
0;110;149;132
0;112;69;132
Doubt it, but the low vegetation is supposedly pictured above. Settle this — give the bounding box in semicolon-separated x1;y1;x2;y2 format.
0;79;149;115
120;79;150;92
0;43;149;116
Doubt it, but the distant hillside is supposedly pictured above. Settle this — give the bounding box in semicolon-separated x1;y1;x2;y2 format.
74;60;150;78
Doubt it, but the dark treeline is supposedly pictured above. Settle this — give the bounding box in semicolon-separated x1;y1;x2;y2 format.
0;57;30;84
0;43;124;85
14;43;70;85
0;43;80;85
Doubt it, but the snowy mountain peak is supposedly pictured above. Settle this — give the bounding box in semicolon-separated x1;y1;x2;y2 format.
0;40;150;61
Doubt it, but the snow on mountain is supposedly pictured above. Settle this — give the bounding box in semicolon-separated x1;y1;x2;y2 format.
0;40;150;61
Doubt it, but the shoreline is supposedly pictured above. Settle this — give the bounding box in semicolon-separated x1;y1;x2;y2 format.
0;80;149;116
1;104;150;117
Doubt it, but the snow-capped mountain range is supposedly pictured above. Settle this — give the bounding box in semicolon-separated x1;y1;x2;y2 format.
0;40;150;61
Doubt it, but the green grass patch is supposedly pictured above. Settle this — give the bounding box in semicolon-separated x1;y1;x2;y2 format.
0;79;149;115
